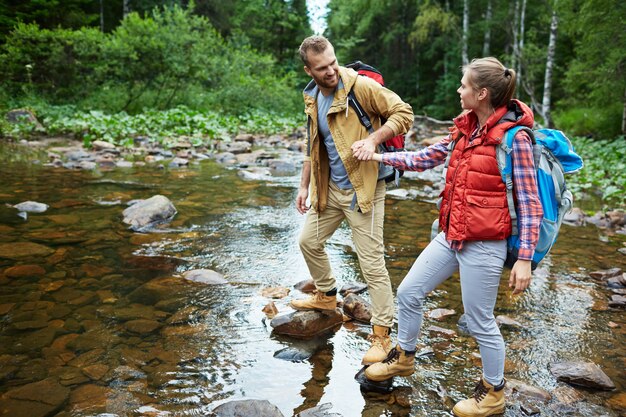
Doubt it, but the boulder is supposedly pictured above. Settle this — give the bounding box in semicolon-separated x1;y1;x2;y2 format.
122;195;177;231
213;399;284;417
294;279;316;294
342;294;372;323
271;309;343;338
550;361;615;390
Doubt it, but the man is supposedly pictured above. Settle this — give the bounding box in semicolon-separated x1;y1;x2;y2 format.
290;35;413;365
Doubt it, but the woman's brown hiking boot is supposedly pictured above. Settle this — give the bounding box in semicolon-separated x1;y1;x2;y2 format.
452;377;506;417
361;325;392;365
364;345;415;382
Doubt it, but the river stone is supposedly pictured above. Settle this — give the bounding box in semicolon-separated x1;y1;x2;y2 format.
12;201;48;213
3;377;70;404
609;294;626;308
124;319;162;334
262;302;278;319
506;378;552;402
91;140;115;151
426;325;457;338
427;308;456;321
550;361;616;390
4;264;46;278
0;242;54;259
68;384;113;414
122;195;177;231
339;282;368;296
589;268;622;280
268;160;296;175
213;399;284;417
182;269;227;285
271;309;343;338
496;315;523;329
294;279;316;294
77;160;97;170
342;294;372;323
128;276;189;304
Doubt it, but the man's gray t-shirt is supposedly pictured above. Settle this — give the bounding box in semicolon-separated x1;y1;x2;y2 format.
317;91;352;189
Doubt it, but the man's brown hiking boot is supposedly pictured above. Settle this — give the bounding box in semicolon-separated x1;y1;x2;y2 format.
289;291;337;311
452;377;506;417
361;325;392;365
364;345;415;382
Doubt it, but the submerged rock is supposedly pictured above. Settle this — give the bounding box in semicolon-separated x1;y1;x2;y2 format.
550;361;616;390
271;309;343;338
0;242;55;260
12;201;49;213
122;195;177;231
182;269;227;285
213;399;284;417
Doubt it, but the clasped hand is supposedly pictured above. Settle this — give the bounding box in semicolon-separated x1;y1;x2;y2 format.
351;138;376;161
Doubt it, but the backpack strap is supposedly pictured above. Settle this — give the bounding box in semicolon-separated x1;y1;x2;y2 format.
347;88;399;184
499;126;535;237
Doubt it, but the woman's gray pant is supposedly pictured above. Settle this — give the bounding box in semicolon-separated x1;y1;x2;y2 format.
397;232;507;386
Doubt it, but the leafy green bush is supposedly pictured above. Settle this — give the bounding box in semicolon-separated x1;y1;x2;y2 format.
554;105;623;139
568;136;626;208
39;106;301;147
0;6;301;116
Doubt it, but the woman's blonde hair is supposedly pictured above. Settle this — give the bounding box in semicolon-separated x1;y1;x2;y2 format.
463;57;516;109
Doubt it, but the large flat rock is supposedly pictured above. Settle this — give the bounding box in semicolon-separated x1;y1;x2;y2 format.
271;309;343;338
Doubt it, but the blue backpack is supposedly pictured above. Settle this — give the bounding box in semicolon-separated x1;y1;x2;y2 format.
497;127;584;269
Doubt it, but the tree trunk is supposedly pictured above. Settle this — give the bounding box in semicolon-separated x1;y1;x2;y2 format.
622;87;626;135
462;0;469;65
100;0;104;32
542;8;559;128
517;0;527;88
123;0;130;18
511;0;520;70
482;0;492;57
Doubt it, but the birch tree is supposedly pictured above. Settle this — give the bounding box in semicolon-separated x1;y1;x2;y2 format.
462;0;469;65
482;0;492;57
517;0;527;88
542;7;559;127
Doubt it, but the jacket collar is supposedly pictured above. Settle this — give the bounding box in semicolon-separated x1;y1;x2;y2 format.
303;66;359;114
451;99;534;145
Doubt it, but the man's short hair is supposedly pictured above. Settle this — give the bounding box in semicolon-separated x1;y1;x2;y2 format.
299;35;331;66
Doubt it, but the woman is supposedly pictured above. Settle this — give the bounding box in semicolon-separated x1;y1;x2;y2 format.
352;57;542;417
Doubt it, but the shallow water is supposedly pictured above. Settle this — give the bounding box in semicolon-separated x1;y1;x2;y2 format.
0;141;624;417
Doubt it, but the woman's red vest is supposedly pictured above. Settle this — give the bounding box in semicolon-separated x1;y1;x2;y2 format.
439;106;515;241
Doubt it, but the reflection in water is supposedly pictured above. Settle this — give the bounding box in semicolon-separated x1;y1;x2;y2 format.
0;143;624;416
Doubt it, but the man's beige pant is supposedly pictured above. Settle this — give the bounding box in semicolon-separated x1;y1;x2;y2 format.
298;180;394;328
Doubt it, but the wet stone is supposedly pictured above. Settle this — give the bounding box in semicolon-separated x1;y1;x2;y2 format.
122;195;177;231
182;268;227;285
550;361;616;390
342;294;372;323
506;378;552;402
339;282;368;296
294;278;316;294
0;242;55;260
273;346;315;362
124;319;162;334
0;303;15;315
4;264;46;278
0;377;70;417
262;301;279;319
271;309;343;338
68;384;113;414
496;315;523;329
426;325;457;338
589;267;622;280
427;308;456;321
166;306;199;325
213;399;284;417
297;402;342;417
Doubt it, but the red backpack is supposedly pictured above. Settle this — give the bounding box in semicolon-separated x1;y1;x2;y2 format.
345;61;405;185
345;61;406;152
